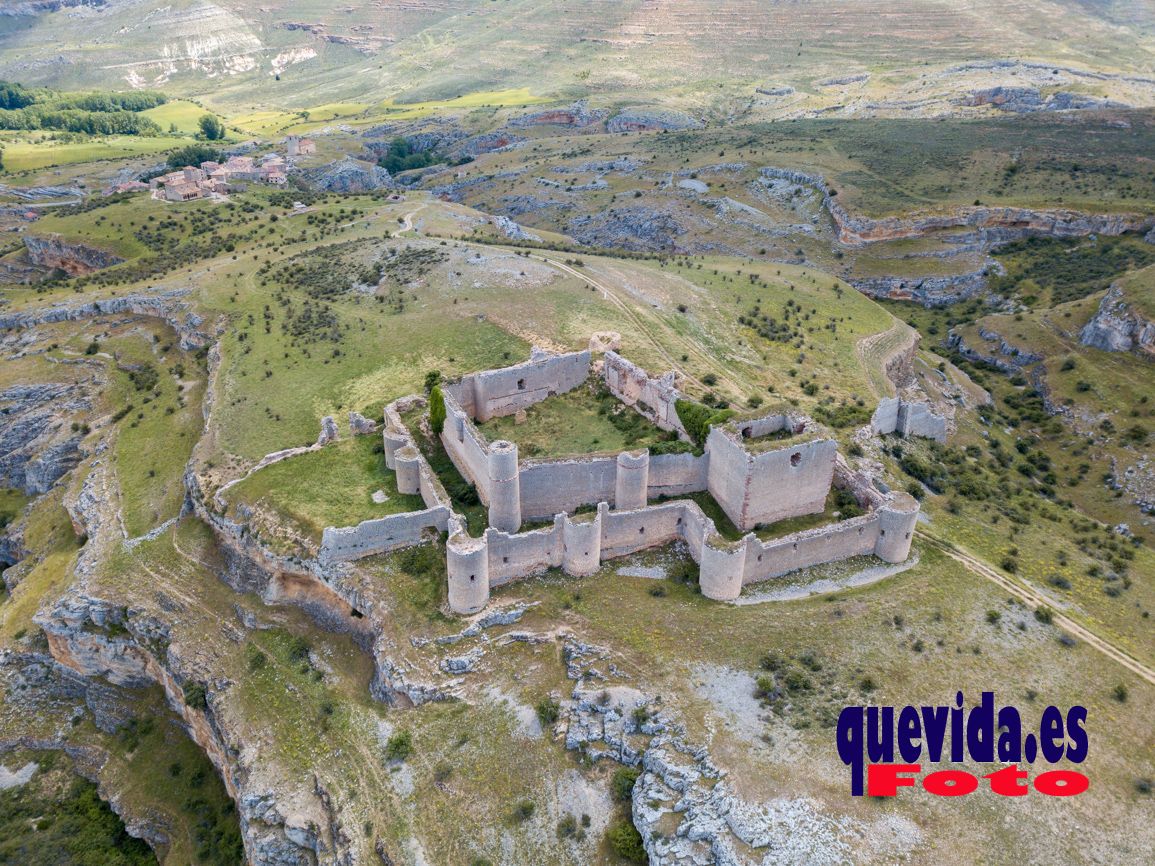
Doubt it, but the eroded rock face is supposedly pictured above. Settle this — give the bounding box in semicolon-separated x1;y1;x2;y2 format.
568;207;684;251
1080;286;1155;357
0;383;87;495
510;100;609;128
302;157;393;193
0;289;210;350
607;108;702;133
23;234;124;276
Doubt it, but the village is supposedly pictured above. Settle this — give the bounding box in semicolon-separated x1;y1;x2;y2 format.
148;135;316;201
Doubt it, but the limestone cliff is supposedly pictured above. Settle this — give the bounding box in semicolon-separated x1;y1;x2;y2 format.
23;234;124;276
1080;285;1155;358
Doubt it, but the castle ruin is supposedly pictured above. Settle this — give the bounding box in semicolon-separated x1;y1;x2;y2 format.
319;344;920;615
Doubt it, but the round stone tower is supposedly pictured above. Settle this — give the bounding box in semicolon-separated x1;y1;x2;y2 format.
561;512;602;576
699;538;746;601
382;428;408;470
487;440;521;532
614;449;650;511
447;528;490;614
393;445;422;496
874;492;920;563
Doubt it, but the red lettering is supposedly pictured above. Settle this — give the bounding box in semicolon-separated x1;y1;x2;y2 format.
984;764;1030;796
922;769;978;796
866;763;921;796
1033;770;1089;797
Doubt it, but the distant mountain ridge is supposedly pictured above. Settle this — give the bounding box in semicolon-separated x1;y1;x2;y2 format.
2;0;1154;118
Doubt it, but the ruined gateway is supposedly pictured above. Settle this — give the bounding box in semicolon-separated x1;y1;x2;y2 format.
320;344;921;614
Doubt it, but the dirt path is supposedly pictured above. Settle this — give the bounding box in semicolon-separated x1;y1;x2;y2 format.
391;204;427;238
918;530;1155;687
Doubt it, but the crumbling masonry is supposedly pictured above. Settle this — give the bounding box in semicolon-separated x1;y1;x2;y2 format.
321;346;919;614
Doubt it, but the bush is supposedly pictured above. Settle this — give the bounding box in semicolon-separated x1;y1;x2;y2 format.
607;820;647;863
611;767;641;803
198;113;226;140
182;681;208;710
511;799;535;823
535;696;561;727
1034;607;1054;625
557;814;580;839
384;730;413;762
1113;684;1128;703
674;398;734;446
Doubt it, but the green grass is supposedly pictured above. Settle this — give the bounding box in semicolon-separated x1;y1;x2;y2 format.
140;100;214;136
0;134;177;174
479;378;673;457
223;436;425;541
0;487;31;530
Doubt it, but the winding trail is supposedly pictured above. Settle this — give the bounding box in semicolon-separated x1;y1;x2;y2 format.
917;530;1155;687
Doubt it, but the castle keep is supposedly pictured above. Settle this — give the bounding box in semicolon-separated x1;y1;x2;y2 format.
322;345;919;614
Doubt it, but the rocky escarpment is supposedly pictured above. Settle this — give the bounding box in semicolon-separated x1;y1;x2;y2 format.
23;234;124;276
0;382;88;495
947;327;1043;374
34;592;331;865
1080;285;1155;357
301;157;393;193
509;99;609;129
567;207;684;252
757;166;1155;247
851;267;991;306
606;108;702;133
0;289;210;351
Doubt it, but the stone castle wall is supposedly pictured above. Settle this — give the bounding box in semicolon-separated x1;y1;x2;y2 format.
446;347;590;421
602;350;686;435
870;397;948;442
446;495;919;614
705;424;837;531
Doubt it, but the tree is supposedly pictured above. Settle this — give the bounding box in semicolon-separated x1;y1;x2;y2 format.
429;385;446;435
166;143;223;169
198;113;226;140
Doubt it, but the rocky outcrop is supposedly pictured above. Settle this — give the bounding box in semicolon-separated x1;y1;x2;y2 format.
0;383;87;495
957;86;1126;113
567;207;684;252
947;327;1042;374
0;289;210;350
1080;285;1155;358
607;108;702;133
851;269;989;305
510;100;609;128
757;166;1155;247
301;157;393;193
34;592;328;865
489;214;540;242
23;234;124;276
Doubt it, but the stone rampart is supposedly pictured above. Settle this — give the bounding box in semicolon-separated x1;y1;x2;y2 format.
319;507;450;564
447;347;590;422
602;351;686;435
871;397;948;442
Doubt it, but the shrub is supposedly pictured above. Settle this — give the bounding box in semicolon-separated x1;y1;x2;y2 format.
607;820;647;863
1034;607;1054;625
182;681;208;710
611;767;641;802
511;800;535;822
1113;684;1128;703
384;730;413;762
675;399;734;446
535;697;560;727
557;814;580;839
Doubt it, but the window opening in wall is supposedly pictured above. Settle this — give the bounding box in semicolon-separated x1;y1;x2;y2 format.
503;556;509;564
790;452;802;466
742;426;752;439
639;526;645;534
350;608;364;619
470;574;476;581
880;529;886;537
517;378;526;390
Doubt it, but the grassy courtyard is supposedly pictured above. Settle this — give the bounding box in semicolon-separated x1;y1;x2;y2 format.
223;436;425;541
